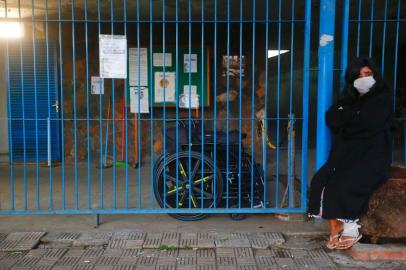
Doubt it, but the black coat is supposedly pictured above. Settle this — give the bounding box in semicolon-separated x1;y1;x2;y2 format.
308;83;395;220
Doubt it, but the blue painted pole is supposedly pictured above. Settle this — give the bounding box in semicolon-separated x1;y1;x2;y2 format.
316;0;336;170
340;0;349;92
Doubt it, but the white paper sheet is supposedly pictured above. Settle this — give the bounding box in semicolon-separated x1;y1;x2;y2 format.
91;76;104;95
154;72;175;102
153;53;172;67
183;85;197;95
179;94;200;109
129;48;148;86
184;54;197;73
130;86;149;113
99;35;127;78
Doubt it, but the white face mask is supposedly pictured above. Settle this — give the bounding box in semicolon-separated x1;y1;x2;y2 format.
353;76;376;95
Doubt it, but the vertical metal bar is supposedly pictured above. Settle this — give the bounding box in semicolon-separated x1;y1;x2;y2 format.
16;0;27;210
97;0;104;210
392;0;402;164
175;0;179;208
201;0;205;208
213;0;218;208
124;0;129;209
72;0;79;209
340;0;350;91
31;0;40;210
275;0;282;208
262;0;269;208
238;0;243;209
162;0;167;209
110;0;117;209
149;0;155;208
84;0;91;209
356;0;362;57
57;0;66;210
369;0;374;58
226;0;230;209
381;0;388;75
45;0;53;209
250;0;256;208
187;0;192;209
301;0;311;211
136;0;142;209
316;0;336;170
287;0;295;208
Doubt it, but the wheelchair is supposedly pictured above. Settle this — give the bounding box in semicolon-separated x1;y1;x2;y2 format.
153;120;265;221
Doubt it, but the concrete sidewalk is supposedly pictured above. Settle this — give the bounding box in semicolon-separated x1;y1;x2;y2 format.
0;215;405;269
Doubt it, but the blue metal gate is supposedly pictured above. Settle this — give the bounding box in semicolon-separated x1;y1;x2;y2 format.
0;0;404;219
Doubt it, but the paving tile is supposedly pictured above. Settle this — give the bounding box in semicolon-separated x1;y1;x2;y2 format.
112;265;135;270
178;249;196;257
82;248;104;257
77;256;99;265
65;248;85;257
72;265;94;270
158;249;178;257
237;266;258;270
5;232;46;242
138;249;159;258
177;256;195;266
264;232;285;246
156;266;176;270
31;266;54;270
197;266;215;270
121;249;142;257
271;249;292;258
14;256;41;266
136;266;158;270
73;233;112;247
197;232;216;248
42;233;80;244
93;266;114;270
103;249;124;257
234;248;254;258
54;256;81;267
217;256;236;266
157;256;177;265
216;248;235;257
161;232;180;248
117;256;137;265
217;266;237;270
215;238;251;248
52;266;74;270
180;233;198;248
137;256;158;265
43;249;68;258
255;256;278;267
112;231;146;241
143;233;162;248
249;238;269;249
95;256;121;266
36;257;58;266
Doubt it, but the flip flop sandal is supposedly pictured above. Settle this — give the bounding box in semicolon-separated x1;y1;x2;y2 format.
326;234;341;250
335;234;362;250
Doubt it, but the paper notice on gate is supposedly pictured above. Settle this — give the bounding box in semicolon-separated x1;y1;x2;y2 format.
184;54;197;73
91;76;104;95
153;53;172;67
99;34;127;79
129;48;148;86
154;72;175;103
130;86;149;113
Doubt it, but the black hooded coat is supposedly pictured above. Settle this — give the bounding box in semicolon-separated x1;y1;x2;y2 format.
308;81;395;220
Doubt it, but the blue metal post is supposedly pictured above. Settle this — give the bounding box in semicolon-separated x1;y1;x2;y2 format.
340;0;349;91
316;0;336;170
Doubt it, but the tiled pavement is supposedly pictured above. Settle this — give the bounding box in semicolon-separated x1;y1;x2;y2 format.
0;231;404;269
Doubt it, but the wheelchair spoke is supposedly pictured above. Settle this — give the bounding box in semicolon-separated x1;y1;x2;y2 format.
190;159;201;181
193;175;214;186
192;187;214;199
178;191;188;207
166;185;184;196
166;174;187;185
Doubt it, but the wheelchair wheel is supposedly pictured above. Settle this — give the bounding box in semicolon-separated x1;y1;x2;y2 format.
153;151;223;221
